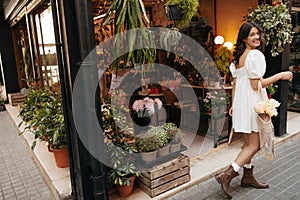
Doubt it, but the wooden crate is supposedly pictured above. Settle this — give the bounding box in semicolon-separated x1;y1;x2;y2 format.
137;154;190;197
8;93;26;106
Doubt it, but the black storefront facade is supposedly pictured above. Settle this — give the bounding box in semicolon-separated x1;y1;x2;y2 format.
0;0;109;199
0;0;295;199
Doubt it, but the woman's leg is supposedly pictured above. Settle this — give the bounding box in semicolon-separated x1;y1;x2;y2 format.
242;134;252;166
238;133;269;189
234;131;260;167
215;132;260;198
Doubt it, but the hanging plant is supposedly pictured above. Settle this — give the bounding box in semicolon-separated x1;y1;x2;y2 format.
165;0;198;28
244;3;293;57
103;0;156;77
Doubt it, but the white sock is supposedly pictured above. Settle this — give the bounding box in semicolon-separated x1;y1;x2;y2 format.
244;164;252;169
231;162;240;172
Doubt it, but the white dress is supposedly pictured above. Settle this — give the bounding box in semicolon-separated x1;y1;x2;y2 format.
229;49;268;134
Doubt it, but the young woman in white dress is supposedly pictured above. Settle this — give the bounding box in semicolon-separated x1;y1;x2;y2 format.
215;22;293;199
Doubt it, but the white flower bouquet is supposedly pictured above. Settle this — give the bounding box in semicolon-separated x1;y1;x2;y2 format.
254;98;281;117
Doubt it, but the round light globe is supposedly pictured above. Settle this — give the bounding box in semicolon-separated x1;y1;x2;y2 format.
214;36;224;45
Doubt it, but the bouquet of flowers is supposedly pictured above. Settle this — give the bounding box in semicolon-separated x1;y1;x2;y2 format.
132;97;163;118
254;98;280;117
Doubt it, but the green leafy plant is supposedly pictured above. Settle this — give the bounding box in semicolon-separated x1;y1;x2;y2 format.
165;0;199;28
107;144;140;187
266;84;278;95
162;122;184;144
101;90;140;189
214;47;233;75
103;0;156;77
244;3;293;57
18;84;66;150
136;132;160;152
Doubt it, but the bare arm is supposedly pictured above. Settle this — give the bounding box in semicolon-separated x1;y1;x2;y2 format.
250;71;293;90
229;78;236;116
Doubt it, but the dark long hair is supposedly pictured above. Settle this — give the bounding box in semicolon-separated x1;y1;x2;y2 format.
233;22;265;65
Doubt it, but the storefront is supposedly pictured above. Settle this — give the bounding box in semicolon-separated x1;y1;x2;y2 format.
0;0;297;199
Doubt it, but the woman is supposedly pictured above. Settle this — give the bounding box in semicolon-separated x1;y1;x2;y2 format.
215;22;293;199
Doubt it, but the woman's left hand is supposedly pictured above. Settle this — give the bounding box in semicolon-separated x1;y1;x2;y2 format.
229;107;233;116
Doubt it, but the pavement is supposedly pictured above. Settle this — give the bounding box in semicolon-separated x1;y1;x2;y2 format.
0;111;54;200
169;133;300;200
1;105;300;200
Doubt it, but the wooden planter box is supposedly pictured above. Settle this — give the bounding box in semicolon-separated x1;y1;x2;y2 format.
137;154;190;197
8;93;26;106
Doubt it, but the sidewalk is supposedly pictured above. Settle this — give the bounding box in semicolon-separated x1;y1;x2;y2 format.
2;104;300;200
169;133;300;200
0;111;54;200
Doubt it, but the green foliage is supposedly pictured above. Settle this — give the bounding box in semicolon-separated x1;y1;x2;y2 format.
107;144;140;186
245;3;293;57
103;0;156;77
18;84;66;150
266;84;278;95
162;122;183;144
136;132;160;152
136;122;183;151
102;90;140;187
165;0;199;28
214;47;233;74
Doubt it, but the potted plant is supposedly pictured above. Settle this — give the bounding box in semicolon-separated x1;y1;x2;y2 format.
203;91;231;113
131;97;163;133
18;83;69;168
266;83;278;99
165;0;199;28
0;89;5;112
101;90;141;197
163;122;184;152
244;3;293;57
18;85;58;149
136;132;160;163
106;142;140;197
148;126;170;157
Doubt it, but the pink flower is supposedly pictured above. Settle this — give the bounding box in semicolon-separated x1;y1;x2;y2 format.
132;97;163;117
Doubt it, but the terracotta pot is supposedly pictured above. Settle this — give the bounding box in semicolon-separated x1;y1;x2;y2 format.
52;148;69;168
116;175;136;197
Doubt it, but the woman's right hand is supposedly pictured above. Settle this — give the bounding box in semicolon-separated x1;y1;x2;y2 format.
280;71;293;81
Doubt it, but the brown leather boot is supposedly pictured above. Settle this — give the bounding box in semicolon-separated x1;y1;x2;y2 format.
241;166;269;188
215;166;239;199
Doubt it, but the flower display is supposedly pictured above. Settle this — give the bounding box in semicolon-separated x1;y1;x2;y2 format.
160;78;182;91
203;91;231;110
132;97;162;118
254;98;281;117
